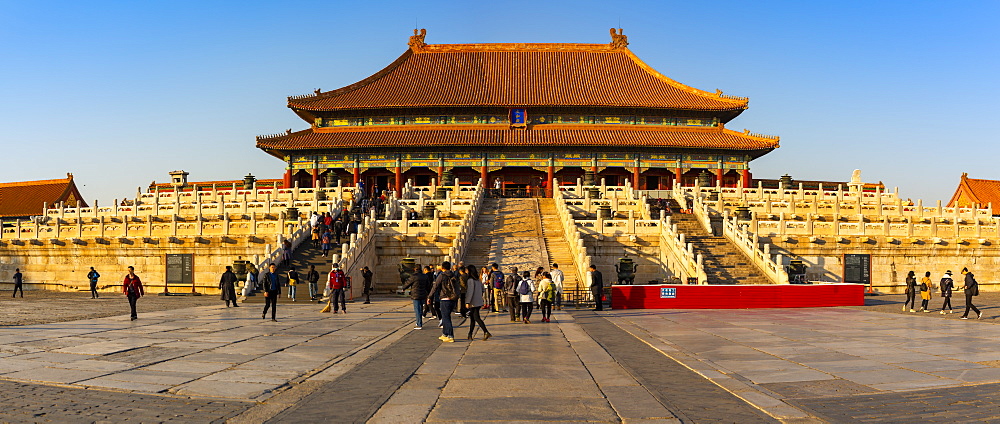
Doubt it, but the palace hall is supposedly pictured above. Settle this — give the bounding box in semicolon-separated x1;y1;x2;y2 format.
255;29;780;196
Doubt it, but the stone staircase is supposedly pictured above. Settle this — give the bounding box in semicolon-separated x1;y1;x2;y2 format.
670;214;772;285
241;239;332;303
463;198;500;267
538;198;583;292
460;198;547;274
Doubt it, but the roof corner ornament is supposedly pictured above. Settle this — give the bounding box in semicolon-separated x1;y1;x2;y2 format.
715;89;723;96
286;129;293;135
609;28;628;49
313;88;321;96
409;28;427;52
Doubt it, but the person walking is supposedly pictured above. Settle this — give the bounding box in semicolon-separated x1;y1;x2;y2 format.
940;270;955;314
537;272;556;323
262;263;281;321
918;271;933;312
517;271;536;324
321;230;332;257
327;264;348;313
11;268;23;298
401;264;428;329
306;265;320;301
287;268;299;301
361;266;374;304
550;263;564;311
903;270;917;312
87;267;101;299
122;266;144;320
457;266;469;318
465;265;491;341
960;267;982;320
423;266;441;322
589;264;604;311
504;267;522;322
428;261;460;342
244;264;259;296
489;264;505;313
219;266;240;307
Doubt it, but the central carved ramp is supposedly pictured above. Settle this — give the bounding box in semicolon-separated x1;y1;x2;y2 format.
462;198;547;272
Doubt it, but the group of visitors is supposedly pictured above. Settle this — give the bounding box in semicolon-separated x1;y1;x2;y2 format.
903;267;982;319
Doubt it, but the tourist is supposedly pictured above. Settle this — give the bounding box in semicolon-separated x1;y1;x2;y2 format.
939;270;955;314
361;266;374;304
537;271;556;322
334;219;344;245
534;266;545;283
262;263;281;321
122;266;144;320
589;264;604;311
465;265;491;341
311;225;321;247
903;271;917;312
550;263;564;310
423;266;440;321
428;261;460;343
282;239;292;267
328;263;348;313
517;271;536;324
219;266;240;307
321;229;333;257
11;268;23;298
323;212;333;232
286;267;299;301
306;265;320;301
244;264;259;295
919;271;932;312
87;267;101;299
401;264;428;329
960;267;982;320
489;263;505;313
457;265;469;318
309;211;319;230
504;267;522;322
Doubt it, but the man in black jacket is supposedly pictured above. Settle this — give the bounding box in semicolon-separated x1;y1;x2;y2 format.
262;263;281;321
960;267;982;319
401;264;428;329
219;266;240;307
307;265;320;301
589;264;604;311
503;267;521;322
428;261;459;342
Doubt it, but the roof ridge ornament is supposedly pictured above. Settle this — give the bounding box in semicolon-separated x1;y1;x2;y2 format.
409;28;427;52
609;28;628;49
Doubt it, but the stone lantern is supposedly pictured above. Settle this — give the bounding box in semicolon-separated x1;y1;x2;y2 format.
398;258;417;290
597;205;613;219
615;257;637;285
324;172;338;188
779;174;794;188
243;174;256;190
422;204;437;219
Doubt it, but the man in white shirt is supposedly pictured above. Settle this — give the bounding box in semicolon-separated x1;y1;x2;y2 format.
550;263;565;310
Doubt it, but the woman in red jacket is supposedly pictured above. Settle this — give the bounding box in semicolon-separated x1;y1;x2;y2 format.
122;266;144;320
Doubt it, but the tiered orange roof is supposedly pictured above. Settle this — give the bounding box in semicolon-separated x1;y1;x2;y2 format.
948;173;1000;215
0;174;86;218
256;125;778;154
287;29;748;114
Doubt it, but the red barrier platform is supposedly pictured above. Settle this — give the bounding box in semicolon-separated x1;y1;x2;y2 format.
610;284;865;309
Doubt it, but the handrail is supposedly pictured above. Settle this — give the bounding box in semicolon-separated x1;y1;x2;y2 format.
553;179;593;284
450;180;485;264
721;212;789;285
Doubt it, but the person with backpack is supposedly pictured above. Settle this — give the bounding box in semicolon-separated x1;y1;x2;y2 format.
503;267;521;322
939;270;955;314
307;265;320;301
960;267;982;320
537;272;556;323
517;271;536;324
489;264;505;313
918;271;932;312
321;230;333;257
401;263;428;329
87;267;101;299
428;261;460;343
287;267;300;301
465;265;491;341
903;271;918;312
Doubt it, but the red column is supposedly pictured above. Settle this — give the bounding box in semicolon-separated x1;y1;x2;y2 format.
632;167;640;190
437;166;444;182
311;168;319;188
283;168;292;189
394;166;402;196
546;165;555;197
675;167;684;187
742;169;752;188
480;166;488;187
716;168;725;187
353;167;360;185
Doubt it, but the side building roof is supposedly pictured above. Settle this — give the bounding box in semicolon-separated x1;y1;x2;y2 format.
286;29;749;114
948;173;1000;215
0;174;87;218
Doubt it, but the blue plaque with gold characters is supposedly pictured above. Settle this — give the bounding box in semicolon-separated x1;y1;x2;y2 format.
509;108;527;126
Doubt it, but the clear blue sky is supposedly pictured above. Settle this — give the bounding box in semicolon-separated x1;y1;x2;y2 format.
1;1;997;205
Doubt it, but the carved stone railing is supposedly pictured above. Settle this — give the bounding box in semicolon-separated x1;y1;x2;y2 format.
721;212;789;285
448;181;485;264
553;181;593;282
657;212;707;284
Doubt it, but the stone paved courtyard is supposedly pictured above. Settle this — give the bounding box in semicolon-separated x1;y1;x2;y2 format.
3;293;1000;422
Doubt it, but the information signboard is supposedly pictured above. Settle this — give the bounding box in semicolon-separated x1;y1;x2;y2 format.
165;254;194;286
660;287;676;298
843;254;871;285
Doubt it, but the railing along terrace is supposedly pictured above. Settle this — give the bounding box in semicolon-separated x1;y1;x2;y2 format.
374;183;483;237
555;178;636;200
552;180;594;284
721;211;790;285
447;180;485;264
749;213;1000;241
325;209;379;278
656;211;707;284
